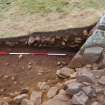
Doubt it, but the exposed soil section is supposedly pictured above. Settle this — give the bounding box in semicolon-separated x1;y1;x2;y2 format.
0;24;94;51
0;24;95;96
0;45;75;96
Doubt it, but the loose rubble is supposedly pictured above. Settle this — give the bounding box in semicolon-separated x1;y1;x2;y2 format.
1;64;105;105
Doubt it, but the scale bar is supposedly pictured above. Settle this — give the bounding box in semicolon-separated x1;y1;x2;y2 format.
0;51;67;56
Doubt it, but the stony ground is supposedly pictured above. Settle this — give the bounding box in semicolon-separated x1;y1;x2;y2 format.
1;60;105;105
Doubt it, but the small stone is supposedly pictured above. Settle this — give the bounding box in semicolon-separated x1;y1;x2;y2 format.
98;76;105;85
47;87;59;99
30;91;42;105
56;67;74;79
11;76;15;81
0;88;6;92
28;65;32;70
85;64;92;69
14;81;17;84
2;97;12;103
77;68;95;83
82;86;96;97
83;30;88;36
21;99;34;105
70;72;77;79
3;75;9;79
18;54;23;60
72;91;89;105
65;81;82;95
57;61;61;66
20;87;29;94
37;82;50;91
13;94;28;104
0;100;9;105
9;91;19;97
91;101;101;105
28;62;32;65
28;36;36;45
95;86;104;94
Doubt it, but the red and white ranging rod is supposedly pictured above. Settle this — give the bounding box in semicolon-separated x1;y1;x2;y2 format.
0;51;67;56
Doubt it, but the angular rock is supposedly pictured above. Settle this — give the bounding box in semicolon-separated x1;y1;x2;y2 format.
82;86;96;97
13;94;28;104
56;67;74;79
30;91;42;105
77;68;95;83
83;46;103;63
42;92;71;105
72;91;89;105
98;76;105;85
65;81;82;95
21;99;34;105
70;30;105;68
37;82;50;91
47;87;59;99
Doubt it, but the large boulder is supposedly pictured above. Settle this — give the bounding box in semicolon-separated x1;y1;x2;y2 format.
70;20;105;68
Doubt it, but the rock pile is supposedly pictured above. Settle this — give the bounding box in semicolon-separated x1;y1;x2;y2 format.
1;65;105;105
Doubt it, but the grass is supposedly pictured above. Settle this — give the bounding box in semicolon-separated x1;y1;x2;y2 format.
0;0;105;38
16;0;105;14
0;0;105;14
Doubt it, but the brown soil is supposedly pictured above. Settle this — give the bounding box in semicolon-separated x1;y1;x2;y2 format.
0;46;75;96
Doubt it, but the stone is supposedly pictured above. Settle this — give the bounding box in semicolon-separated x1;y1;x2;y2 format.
47;87;59;99
11;76;15;81
28;36;36;45
92;69;105;79
18;54;23;60
28;65;32;70
65;81;82;95
98;76;105;85
70;30;105;68
21;99;34;105
42;92;71;105
0;101;9;105
72;91;89;105
2;97;12;103
13;94;28;104
77;68;95;83
3;75;9;79
83;46;103;63
91;101;102;105
56;67;74;79
30;91;42;105
37;82;50;91
20;87;29;94
82;86;96;97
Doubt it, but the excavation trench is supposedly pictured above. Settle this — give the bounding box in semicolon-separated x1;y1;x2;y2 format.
0;24;95;96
